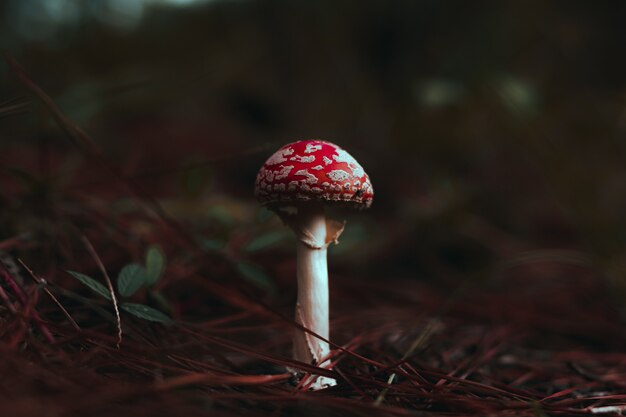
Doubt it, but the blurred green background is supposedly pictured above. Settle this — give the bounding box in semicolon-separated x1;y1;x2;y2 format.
2;0;626;291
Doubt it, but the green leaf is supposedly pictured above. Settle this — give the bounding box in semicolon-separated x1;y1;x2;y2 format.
200;238;225;252
206;205;235;226
145;246;165;286
496;75;538;118
121;303;172;323
244;229;291;252
149;290;172;313
256;207;274;223
416;79;463;108
67;270;111;300
236;262;275;292
117;263;147;297
178;159;210;199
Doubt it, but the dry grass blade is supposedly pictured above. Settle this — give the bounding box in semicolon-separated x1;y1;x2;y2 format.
4;54;101;153
154;372;292;390
17;258;80;331
80;235;122;348
0;95;29;118
374;318;440;406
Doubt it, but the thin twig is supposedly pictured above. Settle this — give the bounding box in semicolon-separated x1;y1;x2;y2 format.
0;95;29;118
18;258;81;331
374;318;439;406
80;235;122;348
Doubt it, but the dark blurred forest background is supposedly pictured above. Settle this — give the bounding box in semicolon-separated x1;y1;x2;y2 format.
3;0;626;286
1;1;626;415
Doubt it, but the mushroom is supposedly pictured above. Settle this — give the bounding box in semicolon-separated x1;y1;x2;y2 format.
255;139;373;389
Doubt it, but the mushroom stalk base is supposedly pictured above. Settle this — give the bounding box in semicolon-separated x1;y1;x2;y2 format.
291;206;337;389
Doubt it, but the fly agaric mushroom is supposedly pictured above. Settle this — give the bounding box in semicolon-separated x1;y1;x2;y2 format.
255;139;373;389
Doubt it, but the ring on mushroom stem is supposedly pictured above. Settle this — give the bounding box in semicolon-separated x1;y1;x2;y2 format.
255;139;373;390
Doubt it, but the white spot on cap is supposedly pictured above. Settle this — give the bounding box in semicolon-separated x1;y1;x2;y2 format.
323;156;333;165
305;143;323;153
274;165;294;180
311;165;323;171
327;169;350;182
294;169;318;184
290;155;315;163
333;149;365;177
266;147;294;165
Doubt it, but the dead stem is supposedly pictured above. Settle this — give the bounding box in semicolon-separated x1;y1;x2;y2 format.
80;235;122;348
18;259;81;331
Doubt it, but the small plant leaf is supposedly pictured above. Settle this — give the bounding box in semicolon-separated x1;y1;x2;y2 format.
117;263;147;297
149;290;172;314
67;270;111;300
206;205;235;226
121;303;172;323
178;159;210;199
256;207;274;223
200;238;225;252
236;262;275;292
496;75;538;118
145;246;165;286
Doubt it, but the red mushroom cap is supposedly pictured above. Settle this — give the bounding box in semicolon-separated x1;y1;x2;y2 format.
255;140;373;208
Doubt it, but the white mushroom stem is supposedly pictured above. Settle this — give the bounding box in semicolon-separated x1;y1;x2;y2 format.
294;207;330;365
278;203;344;389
